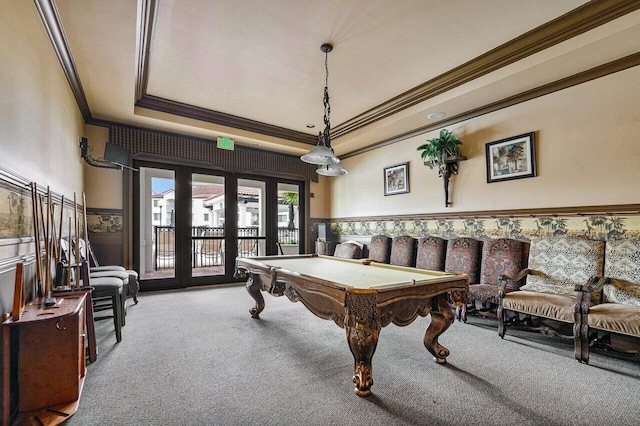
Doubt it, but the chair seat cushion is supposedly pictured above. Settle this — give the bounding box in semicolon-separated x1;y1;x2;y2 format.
503;291;576;323
588;303;640;337
89;276;123;294
90;270;129;284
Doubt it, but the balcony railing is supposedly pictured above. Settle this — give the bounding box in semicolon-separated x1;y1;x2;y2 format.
153;226;298;270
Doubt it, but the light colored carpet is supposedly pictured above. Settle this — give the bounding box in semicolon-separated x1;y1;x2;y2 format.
67;284;640;426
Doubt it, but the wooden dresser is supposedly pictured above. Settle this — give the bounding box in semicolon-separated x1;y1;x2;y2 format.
2;294;87;426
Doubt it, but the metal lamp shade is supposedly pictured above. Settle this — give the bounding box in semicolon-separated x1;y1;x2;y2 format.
317;162;348;176
301;145;340;165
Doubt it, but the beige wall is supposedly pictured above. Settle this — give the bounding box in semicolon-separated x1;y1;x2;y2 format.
331;66;640;218
83;125;123;209
0;1;84;197
310;178;330;218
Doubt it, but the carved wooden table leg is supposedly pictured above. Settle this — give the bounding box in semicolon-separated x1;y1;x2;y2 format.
246;273;265;319
344;293;380;397
424;293;454;364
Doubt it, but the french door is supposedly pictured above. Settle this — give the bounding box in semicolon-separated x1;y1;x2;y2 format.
133;161;305;291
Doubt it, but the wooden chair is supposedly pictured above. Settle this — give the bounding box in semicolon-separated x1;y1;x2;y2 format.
415;236;447;271
390;235;417;267
333;242;362;259
444;238;482;321
463;238;524;321
575;237;640;363
497;236;605;340
368;235;391;264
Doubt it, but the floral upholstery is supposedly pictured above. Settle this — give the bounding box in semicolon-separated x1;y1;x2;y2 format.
334;242;363;259
603;237;640;306
415;237;446;271
469;239;524;304
519;236;605;302
369;235;391;264
445;238;482;284
390;236;417;267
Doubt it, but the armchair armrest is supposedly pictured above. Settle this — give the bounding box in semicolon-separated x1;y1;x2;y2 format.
575;276;607;293
498;268;530;293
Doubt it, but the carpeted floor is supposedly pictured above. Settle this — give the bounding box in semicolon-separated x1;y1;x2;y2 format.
67;284;640;426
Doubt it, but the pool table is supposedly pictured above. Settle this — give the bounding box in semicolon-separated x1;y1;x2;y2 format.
234;254;469;396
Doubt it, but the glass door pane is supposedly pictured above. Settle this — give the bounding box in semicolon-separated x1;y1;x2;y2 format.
191;173;225;277
277;183;300;255
139;167;176;280
237;179;265;257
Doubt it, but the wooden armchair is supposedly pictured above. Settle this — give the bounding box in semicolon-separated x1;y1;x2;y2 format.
575;237;640;363
497;236;605;340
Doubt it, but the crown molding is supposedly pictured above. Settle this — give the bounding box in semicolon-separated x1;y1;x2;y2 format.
34;0;92;122
331;0;640;139
342;52;640;159
135;95;318;145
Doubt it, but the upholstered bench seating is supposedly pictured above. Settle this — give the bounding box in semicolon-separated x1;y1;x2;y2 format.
575;237;640;363
497;236;605;340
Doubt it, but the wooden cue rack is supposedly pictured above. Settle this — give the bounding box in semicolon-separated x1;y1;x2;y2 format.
1;293;88;426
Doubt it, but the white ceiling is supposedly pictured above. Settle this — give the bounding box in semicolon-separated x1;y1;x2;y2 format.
54;0;640;156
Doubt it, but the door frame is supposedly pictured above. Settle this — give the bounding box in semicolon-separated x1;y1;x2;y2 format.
132;160;306;291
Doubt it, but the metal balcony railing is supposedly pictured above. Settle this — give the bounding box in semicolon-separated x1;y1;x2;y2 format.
153;226;298;270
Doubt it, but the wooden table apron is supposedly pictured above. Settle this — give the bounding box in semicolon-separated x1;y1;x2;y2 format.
235;255;469;397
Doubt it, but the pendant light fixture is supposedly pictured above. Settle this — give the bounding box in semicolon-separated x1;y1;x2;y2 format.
301;43;347;175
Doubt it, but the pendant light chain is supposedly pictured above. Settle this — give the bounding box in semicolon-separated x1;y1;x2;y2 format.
323;49;331;148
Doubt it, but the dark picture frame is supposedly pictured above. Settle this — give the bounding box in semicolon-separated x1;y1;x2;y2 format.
486;132;536;183
384;162;409;196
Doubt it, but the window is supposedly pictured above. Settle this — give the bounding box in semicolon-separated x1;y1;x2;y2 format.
204;213;209;222
153;199;159;207
153;213;161;221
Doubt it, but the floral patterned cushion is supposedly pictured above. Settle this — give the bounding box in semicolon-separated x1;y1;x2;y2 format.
520;236;605;302
369;235;391;264
416;237;446;271
603;237;640;306
445;238;482;284
334;242;362;259
479;238;524;290
390;236;417;267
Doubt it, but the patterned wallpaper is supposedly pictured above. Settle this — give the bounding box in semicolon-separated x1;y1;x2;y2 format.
330;215;640;243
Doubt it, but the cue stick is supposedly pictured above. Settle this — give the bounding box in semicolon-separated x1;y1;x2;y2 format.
82;192;89;265
74;193;81;288
66;219;72;287
43;187;56;305
55;195;65;266
38;192;48;297
30;183;43;297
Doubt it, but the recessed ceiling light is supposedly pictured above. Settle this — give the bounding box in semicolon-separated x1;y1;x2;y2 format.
427;112;446;120
306;124;315;129
251;142;260;146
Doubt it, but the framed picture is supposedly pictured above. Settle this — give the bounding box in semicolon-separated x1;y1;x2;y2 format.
384;162;409;196
486;132;536;183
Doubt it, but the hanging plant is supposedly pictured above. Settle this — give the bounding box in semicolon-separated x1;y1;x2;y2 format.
417;129;464;177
